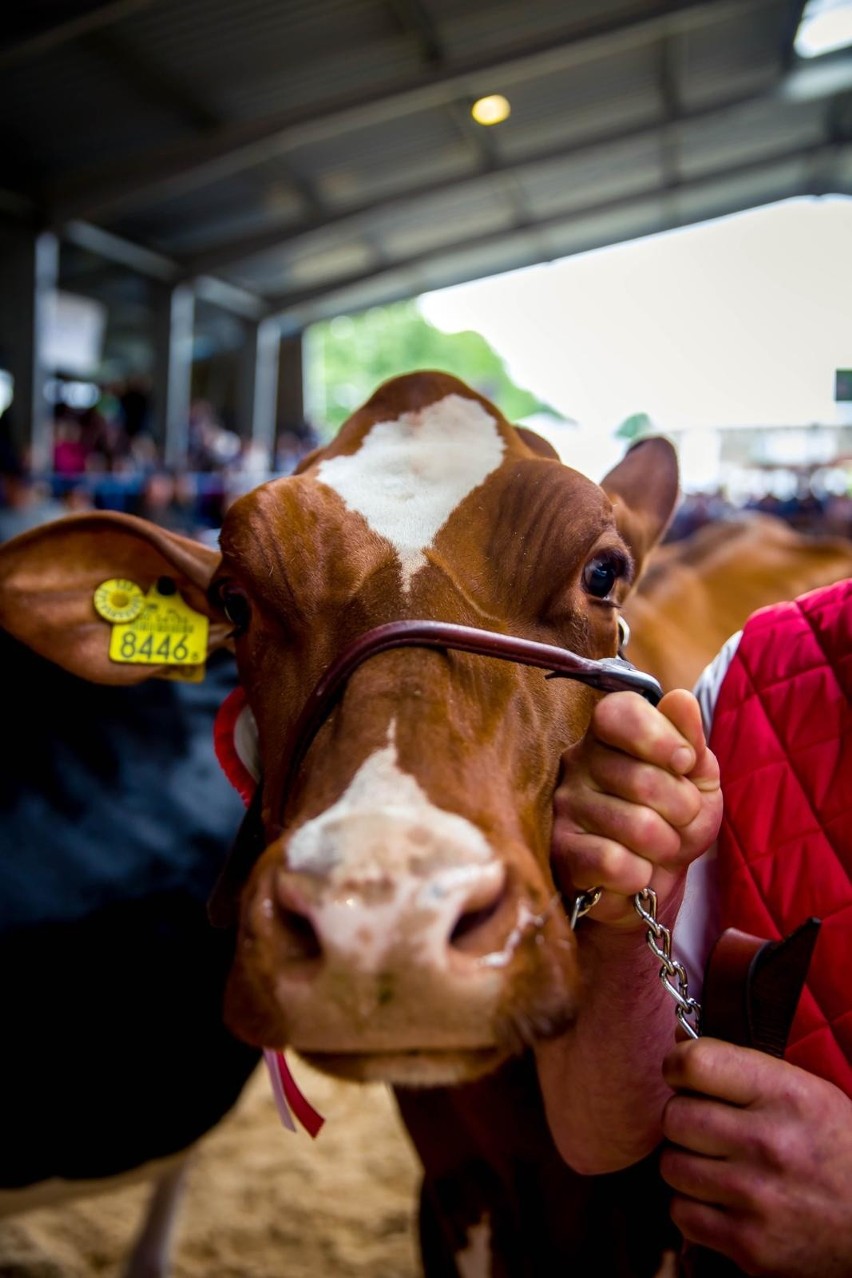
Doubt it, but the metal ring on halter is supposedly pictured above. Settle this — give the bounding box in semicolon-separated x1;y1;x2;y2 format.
569;887;603;930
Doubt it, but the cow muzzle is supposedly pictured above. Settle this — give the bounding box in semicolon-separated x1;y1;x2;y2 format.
219;620;663;1085
229;801;577;1084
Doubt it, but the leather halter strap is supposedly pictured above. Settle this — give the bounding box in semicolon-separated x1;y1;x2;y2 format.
282;620;662;805
208;619;662;927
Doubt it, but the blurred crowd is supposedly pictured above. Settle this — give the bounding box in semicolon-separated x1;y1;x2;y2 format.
2;386;852;548
665;482;852;542
0;381;320;545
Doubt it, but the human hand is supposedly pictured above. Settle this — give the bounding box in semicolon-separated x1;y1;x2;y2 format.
551;688;722;927
661;1038;852;1276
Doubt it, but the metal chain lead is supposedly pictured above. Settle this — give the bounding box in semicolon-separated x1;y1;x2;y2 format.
568;886;603;930
569;885;702;1039
633;886;701;1039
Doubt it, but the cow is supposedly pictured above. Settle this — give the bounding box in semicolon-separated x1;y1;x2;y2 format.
0;370;685;1276
5;374;852;1274
0;637;258;1276
623;512;852;691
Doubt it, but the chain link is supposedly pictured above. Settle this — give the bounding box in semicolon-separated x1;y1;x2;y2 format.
633;886;701;1039
569;885;702;1039
568;886;602;930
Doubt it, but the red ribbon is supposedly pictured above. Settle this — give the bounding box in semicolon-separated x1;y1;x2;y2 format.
273;1050;325;1138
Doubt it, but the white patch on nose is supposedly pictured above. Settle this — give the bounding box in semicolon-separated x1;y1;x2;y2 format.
286;724;501;969
316;393;506;590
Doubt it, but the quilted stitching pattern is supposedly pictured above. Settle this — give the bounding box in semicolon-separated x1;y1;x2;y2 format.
709;580;852;1095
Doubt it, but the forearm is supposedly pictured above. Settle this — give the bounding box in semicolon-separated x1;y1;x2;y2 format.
535;886;683;1175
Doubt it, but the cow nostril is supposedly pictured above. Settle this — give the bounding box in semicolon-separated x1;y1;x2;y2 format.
278;907;322;961
449;876;508;955
275;875;322;961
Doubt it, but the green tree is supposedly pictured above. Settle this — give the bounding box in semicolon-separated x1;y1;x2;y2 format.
615;411;655;442
306;299;553;437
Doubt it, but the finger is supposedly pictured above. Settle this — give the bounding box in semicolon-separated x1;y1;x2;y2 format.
581;748;705;831
663;1093;757;1159
657;688;721;795
656;688;706;758
553;791;682;871
668;1195;752;1264
660;1144;749;1208
587;691;699;775
551;829;656;897
663;1038;773;1107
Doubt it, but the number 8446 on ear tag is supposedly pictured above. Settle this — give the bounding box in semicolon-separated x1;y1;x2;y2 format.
105;579;208;668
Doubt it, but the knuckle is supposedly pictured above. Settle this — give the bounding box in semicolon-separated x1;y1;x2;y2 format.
631;805;676;856
595;690;645;741
675;783;703;827
589;840;627;884
555;832;617;890
630;762;666;807
749;1118;793;1174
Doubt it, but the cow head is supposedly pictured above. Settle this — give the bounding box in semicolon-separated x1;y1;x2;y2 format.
0;372;677;1088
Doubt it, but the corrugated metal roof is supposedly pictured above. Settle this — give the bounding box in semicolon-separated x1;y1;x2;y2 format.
2;0;850;367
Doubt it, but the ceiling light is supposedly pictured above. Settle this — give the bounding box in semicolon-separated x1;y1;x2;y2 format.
794;0;852;57
471;94;511;126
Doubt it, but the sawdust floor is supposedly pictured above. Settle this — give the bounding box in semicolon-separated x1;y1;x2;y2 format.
0;1061;422;1277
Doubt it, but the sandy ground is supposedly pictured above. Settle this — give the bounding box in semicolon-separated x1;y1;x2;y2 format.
0;1061;422;1277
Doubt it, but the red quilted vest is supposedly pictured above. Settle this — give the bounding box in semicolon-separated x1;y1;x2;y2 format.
708;579;852;1095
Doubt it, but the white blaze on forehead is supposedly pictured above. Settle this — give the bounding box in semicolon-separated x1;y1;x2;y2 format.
316;393;506;589
286;724;501;970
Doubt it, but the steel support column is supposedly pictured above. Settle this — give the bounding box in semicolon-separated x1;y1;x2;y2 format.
239;317;281;470
153;281;195;469
0;227;58;472
277;332;305;441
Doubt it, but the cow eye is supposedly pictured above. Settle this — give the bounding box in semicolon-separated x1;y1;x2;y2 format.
222;590;251;634
212;582;252;635
583;556;621;599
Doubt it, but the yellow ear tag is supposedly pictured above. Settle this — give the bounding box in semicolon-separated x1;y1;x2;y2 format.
104;578;209;676
93;579;145;624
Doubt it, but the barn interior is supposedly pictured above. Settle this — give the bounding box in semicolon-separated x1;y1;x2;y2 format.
2;5;852;1276
2;0;850;486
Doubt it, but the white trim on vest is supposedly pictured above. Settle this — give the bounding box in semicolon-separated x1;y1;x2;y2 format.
674;630;742;999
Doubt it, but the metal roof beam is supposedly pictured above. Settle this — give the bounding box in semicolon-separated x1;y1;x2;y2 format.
0;0;155;68
264;135;852;320
47;0;779;224
63;219;179;281
384;0;445;67
61;220;267;318
81;27;222;133
178;81;804;278
780;0;809;67
194;274;268;321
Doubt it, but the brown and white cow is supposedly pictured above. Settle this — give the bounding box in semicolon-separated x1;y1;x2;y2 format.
0;371;682;1275
623;512;852;692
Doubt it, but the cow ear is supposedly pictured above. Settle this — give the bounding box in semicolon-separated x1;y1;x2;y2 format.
292;445;324;475
0;512;228;684
515;426;560;460
600;437;679;570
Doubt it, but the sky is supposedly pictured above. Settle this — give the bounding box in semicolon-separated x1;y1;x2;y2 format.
419;196;852;481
